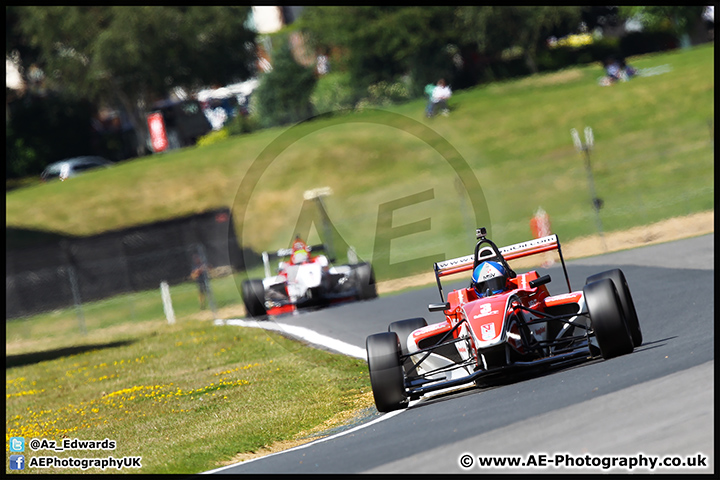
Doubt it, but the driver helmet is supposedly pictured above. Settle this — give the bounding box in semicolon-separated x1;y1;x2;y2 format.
472;261;508;298
291;236;309;264
291;249;308;264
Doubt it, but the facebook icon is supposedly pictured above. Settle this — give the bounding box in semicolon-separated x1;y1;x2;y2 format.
10;454;25;470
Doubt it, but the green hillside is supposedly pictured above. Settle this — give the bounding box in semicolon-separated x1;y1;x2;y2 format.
6;44;714;281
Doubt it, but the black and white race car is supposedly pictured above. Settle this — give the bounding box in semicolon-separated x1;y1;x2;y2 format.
241;237;377;317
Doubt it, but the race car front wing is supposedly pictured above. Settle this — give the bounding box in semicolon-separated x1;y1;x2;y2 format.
401;308;595;399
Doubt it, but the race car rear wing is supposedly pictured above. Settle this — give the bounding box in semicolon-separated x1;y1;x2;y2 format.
432;234;572;301
262;244;327;278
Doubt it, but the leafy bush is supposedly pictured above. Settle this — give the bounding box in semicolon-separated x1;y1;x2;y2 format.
536;37;622;72
310;71;357;114
483;57;530;83
196;128;229;147
225;112;259;136
587;37;621;62
354;79;412;111
6;93;95;179
620;31;679;57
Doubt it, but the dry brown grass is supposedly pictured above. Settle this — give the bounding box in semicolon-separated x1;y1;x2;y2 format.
376;211;714;293
217;390;376;465
179;211;716;322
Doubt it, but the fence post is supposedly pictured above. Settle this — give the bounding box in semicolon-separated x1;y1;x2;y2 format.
197;244;217;316
571;127;607;251
160;281;175;324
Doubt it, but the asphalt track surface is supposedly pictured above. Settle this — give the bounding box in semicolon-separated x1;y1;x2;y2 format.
207;234;714;474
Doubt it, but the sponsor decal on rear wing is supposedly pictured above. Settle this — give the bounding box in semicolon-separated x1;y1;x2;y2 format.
435;235;560;278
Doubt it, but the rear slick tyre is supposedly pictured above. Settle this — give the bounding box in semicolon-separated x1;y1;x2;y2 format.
388;317;427;355
584;278;634;360
353;262;378;300
388;317;427;378
366;332;407;413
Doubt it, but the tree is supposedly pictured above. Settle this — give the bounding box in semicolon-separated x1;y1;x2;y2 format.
618;6;709;46
12;6;257;157
253;36;316;128
579;6;622;34
298;6;460;97
6;6;40;72
7;93;95;179
455;6;582;74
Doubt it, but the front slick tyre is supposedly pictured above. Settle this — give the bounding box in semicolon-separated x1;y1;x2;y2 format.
584;278;634;360
366;332;407;413
241;279;266;318
585;269;642;347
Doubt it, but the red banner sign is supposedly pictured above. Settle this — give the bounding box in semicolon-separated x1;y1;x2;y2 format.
147;112;168;153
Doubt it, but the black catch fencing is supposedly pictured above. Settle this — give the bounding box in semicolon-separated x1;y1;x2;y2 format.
6;207;260;319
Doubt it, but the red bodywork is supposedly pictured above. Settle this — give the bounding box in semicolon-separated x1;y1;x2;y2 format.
411;271;567;360
366;230;640;413
267;304;296;316
409;234;583;369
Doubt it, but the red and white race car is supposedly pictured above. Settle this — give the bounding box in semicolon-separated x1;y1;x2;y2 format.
366;227;642;412
242;236;377;317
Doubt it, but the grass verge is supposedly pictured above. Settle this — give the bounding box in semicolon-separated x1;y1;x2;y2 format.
5;318;373;474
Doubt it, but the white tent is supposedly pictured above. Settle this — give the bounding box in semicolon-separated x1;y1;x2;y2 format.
196;78;260;103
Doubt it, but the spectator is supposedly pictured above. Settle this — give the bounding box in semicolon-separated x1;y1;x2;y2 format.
190;254;210;309
619;58;637;80
601;57;637;86
424;82;436;117
426;79;452;118
604;57;622;82
424;82;436;100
